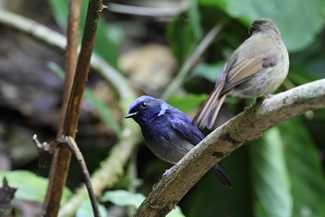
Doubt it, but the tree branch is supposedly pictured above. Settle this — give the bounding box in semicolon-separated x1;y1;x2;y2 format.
42;0;104;216
134;78;325;217
43;0;81;215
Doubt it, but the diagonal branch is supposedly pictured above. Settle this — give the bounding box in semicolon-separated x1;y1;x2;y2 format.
134;78;325;217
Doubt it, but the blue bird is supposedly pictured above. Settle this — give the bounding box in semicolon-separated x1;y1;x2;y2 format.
125;95;232;187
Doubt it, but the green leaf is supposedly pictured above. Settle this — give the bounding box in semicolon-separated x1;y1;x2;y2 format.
189;0;203;40
167;16;196;64
0;170;71;204
279;119;325;217
200;0;325;52
249;128;293;217
84;90;121;136
192;61;226;82
47;62;121;135
101;190;145;208
47;0;119;67
102;190;185;216
76;200;107;217
167;94;208;113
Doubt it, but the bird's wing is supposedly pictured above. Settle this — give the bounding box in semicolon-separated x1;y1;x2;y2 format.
221;36;280;94
170;113;204;146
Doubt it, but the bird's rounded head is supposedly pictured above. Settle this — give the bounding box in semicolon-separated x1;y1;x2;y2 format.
249;18;280;36
125;95;168;126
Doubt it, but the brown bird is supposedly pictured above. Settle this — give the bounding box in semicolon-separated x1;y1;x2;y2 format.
193;18;289;129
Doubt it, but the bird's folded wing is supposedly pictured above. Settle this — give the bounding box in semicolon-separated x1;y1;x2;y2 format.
170;116;204;146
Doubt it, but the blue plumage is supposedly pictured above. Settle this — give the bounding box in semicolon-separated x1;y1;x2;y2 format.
125;95;232;187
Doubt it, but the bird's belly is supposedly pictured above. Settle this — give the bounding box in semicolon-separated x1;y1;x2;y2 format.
146;139;194;164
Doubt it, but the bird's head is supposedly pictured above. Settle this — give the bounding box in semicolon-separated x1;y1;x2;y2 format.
125;95;168;126
249;18;280;36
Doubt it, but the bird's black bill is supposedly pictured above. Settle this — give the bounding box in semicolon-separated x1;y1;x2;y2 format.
125;111;138;118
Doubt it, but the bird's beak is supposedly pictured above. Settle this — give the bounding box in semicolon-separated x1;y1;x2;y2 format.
125;111;138;118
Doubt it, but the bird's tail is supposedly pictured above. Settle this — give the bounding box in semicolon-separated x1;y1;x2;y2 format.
211;164;232;187
193;87;227;129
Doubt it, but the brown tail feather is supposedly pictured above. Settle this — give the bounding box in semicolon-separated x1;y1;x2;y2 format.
193;87;226;129
206;94;227;129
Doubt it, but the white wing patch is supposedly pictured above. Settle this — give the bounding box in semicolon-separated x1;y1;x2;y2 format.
158;103;168;116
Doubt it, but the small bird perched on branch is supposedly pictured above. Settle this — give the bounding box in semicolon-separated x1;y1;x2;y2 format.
193;18;289;129
125;95;232;187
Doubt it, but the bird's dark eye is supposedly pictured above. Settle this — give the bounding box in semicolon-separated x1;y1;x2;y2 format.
141;102;147;109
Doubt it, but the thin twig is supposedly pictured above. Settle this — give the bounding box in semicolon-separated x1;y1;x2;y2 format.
59;125;140;217
134;79;325;216
161;19;229;100
32;136;102;217
107;2;189;17
64;136;101;217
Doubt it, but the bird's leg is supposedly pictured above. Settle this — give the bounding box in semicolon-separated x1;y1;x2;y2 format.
256;95;269;104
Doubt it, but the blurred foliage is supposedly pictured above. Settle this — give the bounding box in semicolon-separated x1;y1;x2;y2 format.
200;0;325;52
2;0;325;216
0;170;71;204
101;190;185;217
48;0;121;68
76;201;107;217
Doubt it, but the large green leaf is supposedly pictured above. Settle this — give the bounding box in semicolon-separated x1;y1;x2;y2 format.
167;16;197;64
185;147;253;217
200;0;325;52
0;170;71;204
279;119;325;217
250;128;293;217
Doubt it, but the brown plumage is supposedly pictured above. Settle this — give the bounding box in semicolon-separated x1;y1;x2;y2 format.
193;18;289;129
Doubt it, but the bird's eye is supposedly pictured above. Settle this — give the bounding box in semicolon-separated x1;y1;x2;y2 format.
141;102;147;108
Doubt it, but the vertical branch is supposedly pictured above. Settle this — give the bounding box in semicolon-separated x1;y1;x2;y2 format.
43;0;81;215
43;0;104;216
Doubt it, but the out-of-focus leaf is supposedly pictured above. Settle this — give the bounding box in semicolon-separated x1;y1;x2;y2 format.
185;146;252;217
289;40;325;80
0;170;71;204
84;90;121;135
189;0;203;40
102;190;145;208
200;0;325;52
279;119;325;217
167;16;196;64
102;190;185;216
76;200;107;217
47;62;121;135
192;61;226;82
47;0;119;67
167;94;208;113
250;128;293;217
